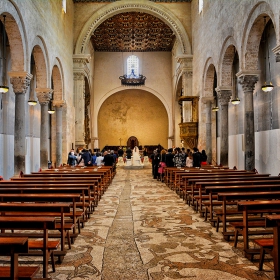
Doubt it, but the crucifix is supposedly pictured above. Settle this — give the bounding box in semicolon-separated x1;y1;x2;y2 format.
119;138;122;146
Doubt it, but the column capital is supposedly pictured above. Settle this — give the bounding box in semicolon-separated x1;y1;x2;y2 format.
73;54;91;65
36;90;53;105
237;72;259;92
177;55;193;75
74;71;86;81
53;100;65;108
215;88;232;105
272;45;280;62
8;72;33;94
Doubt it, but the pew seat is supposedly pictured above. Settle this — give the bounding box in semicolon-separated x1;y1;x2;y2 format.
253;238;273;270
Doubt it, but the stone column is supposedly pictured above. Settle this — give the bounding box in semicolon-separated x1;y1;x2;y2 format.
73;54;91;149
237;73;259;170
36;89;53;170
53;100;65;167
216;88;232;167
9;72;33;175
202;97;214;164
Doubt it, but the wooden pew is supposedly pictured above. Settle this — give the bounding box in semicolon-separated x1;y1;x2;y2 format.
181;174;271;203
10;177;101;206
204;184;280;234
191;178;280;214
265;215;280;280
237;201;280;258
0;214;58;278
0;237;40;280
0;181;95;215
216;191;280;243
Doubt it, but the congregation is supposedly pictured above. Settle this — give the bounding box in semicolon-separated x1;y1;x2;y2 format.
150;147;208;181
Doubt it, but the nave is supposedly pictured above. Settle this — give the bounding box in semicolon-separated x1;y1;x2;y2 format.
43;168;273;280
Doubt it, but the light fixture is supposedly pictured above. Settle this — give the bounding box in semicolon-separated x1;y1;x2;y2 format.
212;96;219;111
262;81;274;92
28;99;37;106
48;98;55;114
262;17;274;92
48;108;55;114
0;15;9;93
231;97;240;105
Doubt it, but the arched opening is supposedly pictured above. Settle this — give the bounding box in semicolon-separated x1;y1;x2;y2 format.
97;89;168;151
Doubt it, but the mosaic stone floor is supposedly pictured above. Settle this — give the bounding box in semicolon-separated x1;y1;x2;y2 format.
3;168;275;279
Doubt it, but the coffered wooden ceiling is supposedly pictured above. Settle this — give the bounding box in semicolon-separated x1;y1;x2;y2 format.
74;1;191;2
91;12;176;52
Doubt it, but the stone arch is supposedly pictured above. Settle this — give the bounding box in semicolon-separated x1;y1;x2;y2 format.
74;0;191;55
93;86;173;145
31;37;49;89
51;58;63;101
0;4;28;72
203;58;217;98
241;1;277;70
219;37;238;87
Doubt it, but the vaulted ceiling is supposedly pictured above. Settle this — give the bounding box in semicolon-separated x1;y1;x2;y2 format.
91;12;176;52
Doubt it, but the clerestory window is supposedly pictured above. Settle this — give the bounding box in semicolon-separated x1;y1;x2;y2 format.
127;55;139;77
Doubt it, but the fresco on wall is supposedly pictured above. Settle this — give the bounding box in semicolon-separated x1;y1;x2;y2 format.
98;89;168;149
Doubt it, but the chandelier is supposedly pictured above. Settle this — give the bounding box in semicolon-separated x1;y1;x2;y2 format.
119;70;146;86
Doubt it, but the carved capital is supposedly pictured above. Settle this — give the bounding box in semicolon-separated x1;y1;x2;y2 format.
177;55;193;76
8;72;33;94
36;90;53;105
73;54;91;65
53;100;65;108
74;72;85;81
216;89;232;105
238;75;258;92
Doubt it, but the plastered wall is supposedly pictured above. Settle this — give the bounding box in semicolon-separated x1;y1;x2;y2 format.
97;89;168;149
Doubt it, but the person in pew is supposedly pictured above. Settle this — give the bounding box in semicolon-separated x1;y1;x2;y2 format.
91;152;97;166
192;147;201;167
95;153;104;166
201;150;208;165
78;149;92;166
67;149;78;167
165;148;174;167
173;147;184;168
103;151;115;166
186;151;193;167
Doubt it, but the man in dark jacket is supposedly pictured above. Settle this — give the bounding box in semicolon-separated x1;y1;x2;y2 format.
165;148;174;167
78;149;92;166
103;151;115;166
193;147;201;167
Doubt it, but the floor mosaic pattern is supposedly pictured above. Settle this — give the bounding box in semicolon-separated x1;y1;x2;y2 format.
2;168;275;279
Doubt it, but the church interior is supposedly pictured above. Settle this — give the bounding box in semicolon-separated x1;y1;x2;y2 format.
0;0;280;279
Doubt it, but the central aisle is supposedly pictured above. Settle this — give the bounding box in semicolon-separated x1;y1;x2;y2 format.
52;168;273;280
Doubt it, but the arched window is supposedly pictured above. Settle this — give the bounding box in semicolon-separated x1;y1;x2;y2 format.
127;55;139;77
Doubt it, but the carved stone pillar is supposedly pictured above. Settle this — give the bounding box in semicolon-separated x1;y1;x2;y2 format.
237;73;259;170
216;88;232;167
73;54;91;149
202;97;214;164
36;89;53;170
53;100;65;167
9;71;33;175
